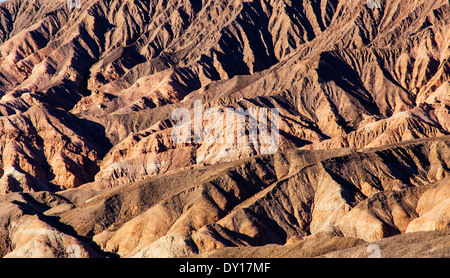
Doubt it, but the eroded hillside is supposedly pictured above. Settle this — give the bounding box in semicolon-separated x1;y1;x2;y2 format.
0;0;449;257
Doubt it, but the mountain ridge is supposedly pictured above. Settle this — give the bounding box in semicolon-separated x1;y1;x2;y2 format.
0;0;448;258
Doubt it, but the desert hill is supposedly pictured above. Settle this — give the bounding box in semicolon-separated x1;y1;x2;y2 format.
0;0;448;257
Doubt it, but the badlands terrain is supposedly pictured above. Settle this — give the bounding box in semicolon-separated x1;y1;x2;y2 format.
0;0;449;258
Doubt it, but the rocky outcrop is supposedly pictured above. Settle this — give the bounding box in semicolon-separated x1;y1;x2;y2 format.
0;0;448;192
4;214;101;258
0;0;448;258
0;105;106;193
199;230;450;258
0;191;102;257
1;137;444;258
406;179;450;233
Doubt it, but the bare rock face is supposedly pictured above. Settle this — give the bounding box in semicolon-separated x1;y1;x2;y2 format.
24;137;447;258
0;0;449;257
0;191;101;257
406;180;450;233
0;106;105;193
4;215;100;258
0;0;449;191
198;230;450;258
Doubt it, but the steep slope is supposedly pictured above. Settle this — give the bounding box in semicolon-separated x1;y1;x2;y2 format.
0;0;342;192
0;0;448;192
0;0;449;258
199;230;450;258
83;0;450;187
0;136;448;257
